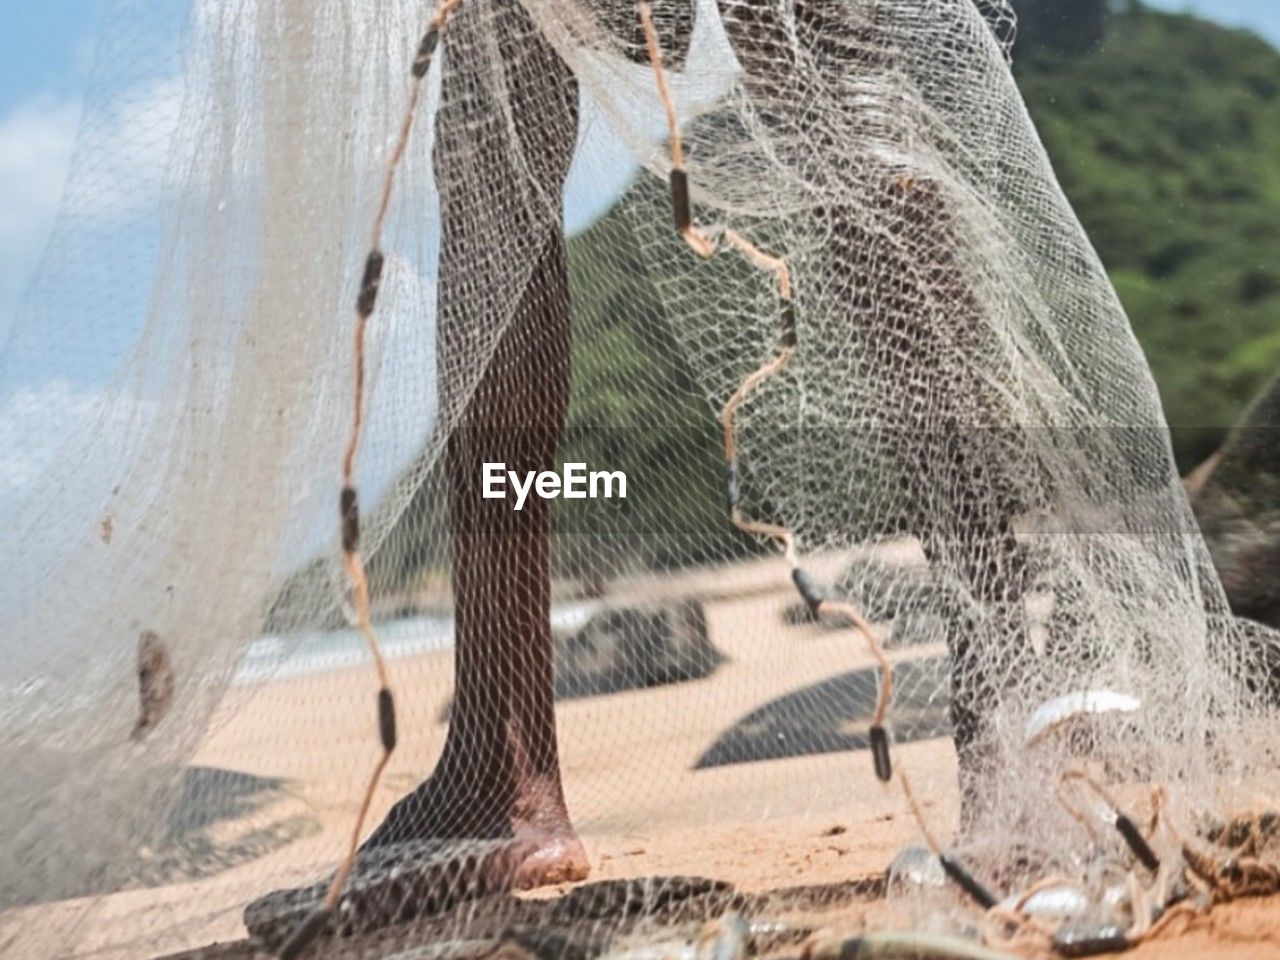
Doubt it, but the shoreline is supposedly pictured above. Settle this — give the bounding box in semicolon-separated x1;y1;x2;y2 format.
235;542;892;685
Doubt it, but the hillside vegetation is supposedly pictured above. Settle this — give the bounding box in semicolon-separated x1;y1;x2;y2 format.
1016;2;1280;466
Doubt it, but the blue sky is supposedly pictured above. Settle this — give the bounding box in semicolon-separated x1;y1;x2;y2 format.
1162;0;1280;45
0;1;102;327
0;1;104;115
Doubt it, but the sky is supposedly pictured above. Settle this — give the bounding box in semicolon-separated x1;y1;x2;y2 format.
0;0;738;580
0;0;103;327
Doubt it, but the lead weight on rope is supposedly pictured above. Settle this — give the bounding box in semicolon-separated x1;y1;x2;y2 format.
869;724;891;782
938;853;997;910
340;486;360;554
356;250;385;318
780;301;797;348
378;687;397;752
670;168;691;232
1052;922;1129;958
791;567;824;614
1114;813;1160;871
340;486;360;555
277;906;330;960
723;459;741;509
412;28;440;78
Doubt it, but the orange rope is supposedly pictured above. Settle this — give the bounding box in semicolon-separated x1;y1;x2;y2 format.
637;0;891;766
319;0;462;925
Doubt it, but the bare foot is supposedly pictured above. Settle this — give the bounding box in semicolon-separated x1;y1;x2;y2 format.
363;758;587;874
242;835;587;946
243;765;587;946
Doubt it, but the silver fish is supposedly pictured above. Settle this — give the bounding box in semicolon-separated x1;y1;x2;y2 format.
1024;690;1140;746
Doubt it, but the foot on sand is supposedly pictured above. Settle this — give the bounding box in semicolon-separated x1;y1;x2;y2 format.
243;768;588;946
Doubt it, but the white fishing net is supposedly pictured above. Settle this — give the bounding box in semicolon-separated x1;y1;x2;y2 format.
2;1;1278;958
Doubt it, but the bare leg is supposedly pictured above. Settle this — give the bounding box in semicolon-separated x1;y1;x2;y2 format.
714;1;1037;823
361;222;587;888
361;0;703;880
244;5;587;943
360;0;586;886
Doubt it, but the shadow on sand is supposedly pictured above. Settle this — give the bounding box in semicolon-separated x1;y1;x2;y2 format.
695;656;951;769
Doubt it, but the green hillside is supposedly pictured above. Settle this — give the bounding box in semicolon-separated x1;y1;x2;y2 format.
1016;3;1280;466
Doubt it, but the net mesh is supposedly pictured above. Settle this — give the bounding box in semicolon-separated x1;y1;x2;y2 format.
2;1;1278;957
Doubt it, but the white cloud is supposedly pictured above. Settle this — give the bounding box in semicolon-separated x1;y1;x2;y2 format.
68;75;184;222
0;73;185;350
0;95;81;328
0;378;102;495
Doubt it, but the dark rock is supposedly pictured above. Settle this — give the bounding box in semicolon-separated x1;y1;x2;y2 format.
437;599;723;722
835;557;951;622
555;598;723;699
242;838;520;947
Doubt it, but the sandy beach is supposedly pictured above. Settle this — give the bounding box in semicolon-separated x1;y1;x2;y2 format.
3;551;1278;960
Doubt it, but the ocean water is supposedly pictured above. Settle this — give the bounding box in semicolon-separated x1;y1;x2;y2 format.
234;601;598;684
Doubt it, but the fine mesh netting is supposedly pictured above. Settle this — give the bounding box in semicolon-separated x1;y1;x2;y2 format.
3;1;1279;958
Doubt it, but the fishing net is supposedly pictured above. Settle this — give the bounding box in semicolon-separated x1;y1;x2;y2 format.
3;0;1278;957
